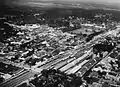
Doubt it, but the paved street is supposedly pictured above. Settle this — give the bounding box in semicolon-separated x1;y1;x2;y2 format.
0;70;36;87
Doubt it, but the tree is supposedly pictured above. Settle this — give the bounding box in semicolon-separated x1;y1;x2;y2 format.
0;77;4;83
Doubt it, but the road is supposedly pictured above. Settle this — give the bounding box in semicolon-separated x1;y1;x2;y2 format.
0;70;36;87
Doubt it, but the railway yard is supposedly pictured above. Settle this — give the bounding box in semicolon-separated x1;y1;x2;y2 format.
1;4;120;87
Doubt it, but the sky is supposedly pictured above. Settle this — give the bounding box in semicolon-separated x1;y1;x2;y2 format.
2;0;120;6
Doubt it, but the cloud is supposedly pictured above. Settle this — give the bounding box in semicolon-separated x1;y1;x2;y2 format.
4;0;120;6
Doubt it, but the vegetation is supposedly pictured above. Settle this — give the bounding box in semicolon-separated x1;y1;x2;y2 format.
30;69;83;87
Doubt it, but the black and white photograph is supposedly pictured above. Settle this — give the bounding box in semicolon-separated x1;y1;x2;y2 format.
0;0;120;87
